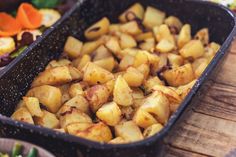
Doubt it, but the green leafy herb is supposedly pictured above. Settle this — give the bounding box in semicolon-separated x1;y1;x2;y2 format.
11;143;23;157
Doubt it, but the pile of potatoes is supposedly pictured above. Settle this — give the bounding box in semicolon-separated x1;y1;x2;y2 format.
11;3;220;144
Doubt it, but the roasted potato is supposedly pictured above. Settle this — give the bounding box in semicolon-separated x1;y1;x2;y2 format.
66;122;92;135
179;40;204;59
64;36;83;58
140;91;170;124
119;54;135;71
77;54;91;70
120;21;142;35
123;67;144;87
164;16;183;33
143;123;163;138
113;75;133;106
194;28;209;46
23;97;43;117
120;33;137;49
93;57;115;72
133;109;157;128
68;83;84;98
81;39;104;55
115;121;143;142
93;45;112;61
153;24;175;44
34;110;59;129
105;37;121;57
119;3;144;22
144;76;164;93
85;85;110;112
96;101;121;126
32;66;72;87
162;63;195;87
59;107;92;128
143;6;165;29
82;62;114;85
27;85;62;113
178;24;191;48
109;137;126;144
85;17;110;40
75;122;112;142
11;107;34;124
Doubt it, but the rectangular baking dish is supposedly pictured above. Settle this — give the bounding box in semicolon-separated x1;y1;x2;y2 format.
0;0;235;157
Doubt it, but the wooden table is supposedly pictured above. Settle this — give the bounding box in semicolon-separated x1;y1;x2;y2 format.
163;39;236;157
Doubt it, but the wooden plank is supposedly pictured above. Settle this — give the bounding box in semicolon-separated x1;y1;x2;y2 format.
194;82;236;121
230;39;236;54
166;112;236;157
164;146;208;157
216;53;236;86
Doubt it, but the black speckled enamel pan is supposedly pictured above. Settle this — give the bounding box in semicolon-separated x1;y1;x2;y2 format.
0;0;235;157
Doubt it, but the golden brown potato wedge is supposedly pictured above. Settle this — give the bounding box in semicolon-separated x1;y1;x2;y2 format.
85;85;110;112
156;39;175;53
23;97;43;117
113;75;133;106
143;6;165;29
144;76;164;93
194;28;209;46
135;32;154;42
66;122;92;135
82;62;114;85
120;21;142;35
175;79;196;99
153;24;175;44
27;85;62;113
75;122;112;142
93;45;112;61
96;101;122;126
167;53;184;67
59;107;92;128
177;24;191;48
119;54;135;71
93;57;115;72
11;107;34;124
133;109;158;128
32;66;72;87
162;63;195;87
105;37;121;57
109;137;126;144
120;33;137;49
34;110;59;129
179;40;204;59
123;67;144;87
85;17;110;40
119;3;144;22
81;39;104;55
164;16;183;33
46;59;71;69
143;123;163;138
139;38;155;52
115;121;143;142
64;36;83;58
140;91;170;124
68;83;84;98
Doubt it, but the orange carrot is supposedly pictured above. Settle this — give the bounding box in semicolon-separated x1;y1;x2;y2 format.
0;13;22;37
17;3;42;29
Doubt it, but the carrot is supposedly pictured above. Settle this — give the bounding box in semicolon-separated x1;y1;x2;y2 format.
0;13;22;37
17;3;42;29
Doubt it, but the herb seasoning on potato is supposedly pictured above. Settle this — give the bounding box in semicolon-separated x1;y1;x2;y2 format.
11;3;221;144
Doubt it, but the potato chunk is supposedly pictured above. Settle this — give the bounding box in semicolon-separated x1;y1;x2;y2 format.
59;107;92;128
85;17;110;40
152;84;182;103
179;40;204;59
59;95;90;115
105;37;121;57
140;91;170;124
11;107;34;124
123;67;144;87
85;85;110;112
120;33;137;49
153;24;175;44
120;21;142;35
133;109;157;128
143;123;163;138
27;85;62;113
23;97;43;117
164;16;183;32
96;101;121;126
64;36;83;58
32;66;72;87
175;79;196;99
76;122;112;142
34;110;59;129
113;75;133;106
156;39;175;53
68;83;84;98
66;122;92;135
163;63;195;87
119;54;135;71
115;121;143;142
144;76;163;93
194;28;209;46
109;137;126;144
119;3;144;22
143;6;165;29
82;62;114;85
178;24;191;48
167;53;184;67
93;57;115;72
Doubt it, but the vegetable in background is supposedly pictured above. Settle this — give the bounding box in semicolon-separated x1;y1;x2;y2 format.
26;147;38;157
31;0;60;9
10;46;27;58
0;13;22;37
11;143;23;157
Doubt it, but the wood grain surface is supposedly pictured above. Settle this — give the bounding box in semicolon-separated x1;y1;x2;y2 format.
163;39;236;157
